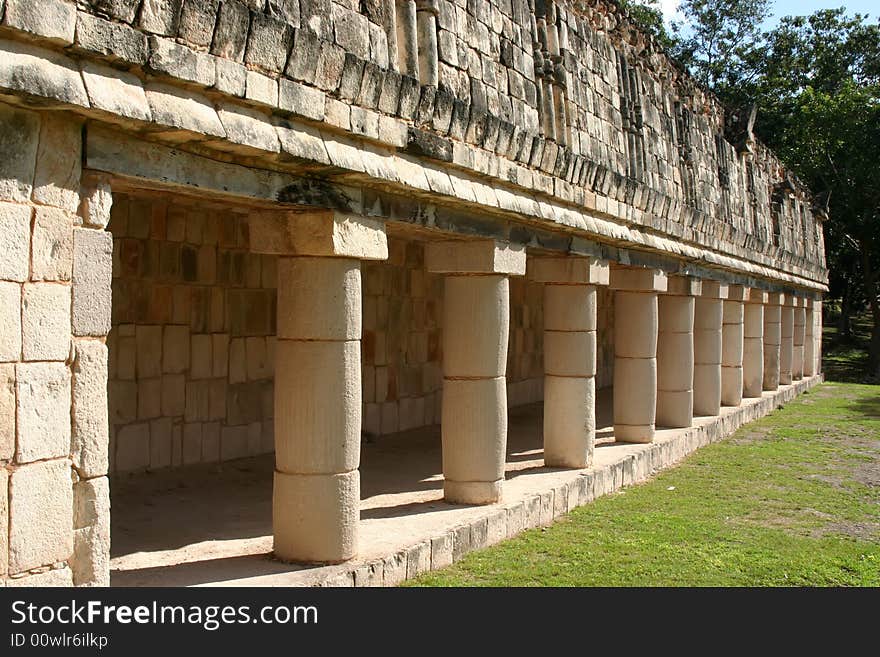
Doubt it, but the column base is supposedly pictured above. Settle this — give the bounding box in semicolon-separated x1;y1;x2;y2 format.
543;375;594;469
444;479;503;505
614;423;655;444
721;366;743;406
656;389;693;428
273;470;359;564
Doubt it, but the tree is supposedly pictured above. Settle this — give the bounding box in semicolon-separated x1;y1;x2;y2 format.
618;0;677;50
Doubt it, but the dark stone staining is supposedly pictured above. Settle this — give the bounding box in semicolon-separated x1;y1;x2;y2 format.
276;178;358;211
181;245;198;282
404;127;453;163
337;53;365;102
397;76;421;120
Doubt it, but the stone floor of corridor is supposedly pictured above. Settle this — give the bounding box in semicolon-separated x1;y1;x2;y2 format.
110;376;822;587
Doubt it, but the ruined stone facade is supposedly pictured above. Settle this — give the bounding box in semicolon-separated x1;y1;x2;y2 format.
0;0;825;586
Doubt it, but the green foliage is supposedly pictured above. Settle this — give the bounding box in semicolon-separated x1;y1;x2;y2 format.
408;382;880;587
618;0;677;50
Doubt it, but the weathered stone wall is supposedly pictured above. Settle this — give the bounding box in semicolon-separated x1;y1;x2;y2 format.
0;100;111;587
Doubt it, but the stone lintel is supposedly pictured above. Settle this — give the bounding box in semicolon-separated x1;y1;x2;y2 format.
425;240;526;275
746;288;769;304
726;284;747;301
609;265;667;293
662;275;701;297
766;291;785;306
528;256;609;285
250;210;388;260
700;280;728;299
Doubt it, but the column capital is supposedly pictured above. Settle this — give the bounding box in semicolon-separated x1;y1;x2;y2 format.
746;288;768;304
792;296;809;308
700;280;728;299
425;239;526;275
662;275;701;296
766;291;785;306
782;295;798;307
529;256;609;285
250;209;388;260
609;265;667;292
726;284;747;301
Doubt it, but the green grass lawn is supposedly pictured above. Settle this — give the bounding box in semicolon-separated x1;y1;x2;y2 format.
408;318;880;587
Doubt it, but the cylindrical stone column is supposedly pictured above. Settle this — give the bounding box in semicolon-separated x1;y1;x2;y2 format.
763;292;783;390
793;300;806;380
415;0;439;87
398;0;420;79
804;299;816;377
815;299;823;374
530;256;609;469
610;267;666;443
273;257;363;564
693;281;726;417
743;290;767;397
427;240;526;505
780;297;794;385
656;276;700;428
721;285;746;406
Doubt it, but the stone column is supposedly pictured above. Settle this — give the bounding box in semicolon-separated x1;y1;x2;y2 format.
530;256;609;468
780;296;795;385
743;289;767;397
251;210;388;564
693;281;727;417
721;285;746;407
426;240;526;504
804;299;816;377
763;292;784;390
815;299;823;374
610;266;667;443
792;298;806;380
397;0;420;79
656;275;700;428
415;0;439;87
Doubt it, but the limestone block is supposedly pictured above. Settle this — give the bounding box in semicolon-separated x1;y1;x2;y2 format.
274;339;361;474
277;257;361;340
139;0;184;36
115;422;150;472
0;104;39;204
145;83;225;138
657;332;693;391
80;61;152;122
613;357;657;427
656;389;693;428
33;114;81;212
3;0;76;43
614;291;658;358
700;281;728;299
694;328;722;365
0;468;6;575
74;11;148;64
245;70;278;106
441;377;506;502
0;282;21;362
273;469;359;563
406;541;432;578
8;459;73;573
544;375;594;468
71;341;108;478
71;476;109;585
251;210;388;260
763;341;781;391
72;228;112;337
216;102;281;153
723;299;744;325
744;303;764;338
279;79;326;121
721;366;743;407
0;364;13;460
7;567;73;586
544;285;596;331
743;337;764;397
694;297;722;330
431;533;453;569
722;323;744;366
693;363;722;416
0;39;89;107
162;325;190;374
726;285;747;302
658;294;694;333
748;289;769;304
22;284;71;361
609;267;666;292
443;275;509;378
529;257;609;285
0;202;31;281
544;330;596;377
425;240;526;275
31;207;73;282
664;275;701;297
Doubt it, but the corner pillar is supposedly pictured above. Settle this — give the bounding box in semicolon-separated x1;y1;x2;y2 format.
656;276;700;428
743;289;767;397
694;281;727;416
763;292;784;390
610;266;667;443
426;240;526;504
530;256;609;468
251;210;389;564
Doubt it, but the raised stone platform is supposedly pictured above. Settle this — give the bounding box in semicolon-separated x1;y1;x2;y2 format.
110;375;822;587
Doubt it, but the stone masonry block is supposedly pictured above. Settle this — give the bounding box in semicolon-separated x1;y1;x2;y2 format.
33;114;82;213
0;104;39;204
31;207;74;281
72;341;109;478
426;240;526;275
9;459;73;573
74;11;149;64
80;61;152;122
250;210;388;260
0;202;31;282
0;469;6;576
0;38;89;107
22;283;71;361
71;476;109;585
145;83;225;138
0;282;21;362
16;361;71;462
73;228;113;337
0;364;14;460
529;256;609;285
3;0;76;44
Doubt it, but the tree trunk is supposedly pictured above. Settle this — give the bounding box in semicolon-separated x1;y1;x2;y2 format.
859;241;880;378
838;280;852;338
